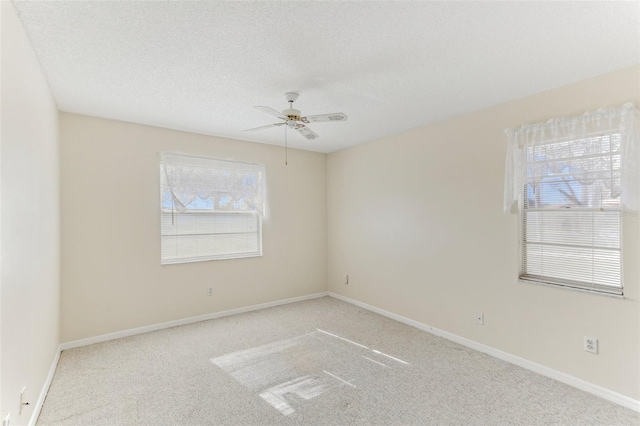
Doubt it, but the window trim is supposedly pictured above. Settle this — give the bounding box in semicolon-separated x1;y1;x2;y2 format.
517;277;624;299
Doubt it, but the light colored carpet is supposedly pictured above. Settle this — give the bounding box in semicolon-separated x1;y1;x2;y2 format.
38;297;639;425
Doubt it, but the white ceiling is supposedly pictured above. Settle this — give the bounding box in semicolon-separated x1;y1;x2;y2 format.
12;1;640;153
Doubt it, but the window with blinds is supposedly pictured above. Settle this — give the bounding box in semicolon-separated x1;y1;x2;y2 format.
160;153;264;265
521;134;623;295
160;210;261;264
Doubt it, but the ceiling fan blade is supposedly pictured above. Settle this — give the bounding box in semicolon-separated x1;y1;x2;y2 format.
301;112;348;123
255;106;286;120
243;122;285;132
296;125;319;140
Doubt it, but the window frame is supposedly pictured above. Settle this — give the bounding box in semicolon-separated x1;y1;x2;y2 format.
159;153;265;265
517;135;624;297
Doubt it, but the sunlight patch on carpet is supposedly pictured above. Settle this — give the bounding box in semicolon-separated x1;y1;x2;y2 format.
210;329;407;416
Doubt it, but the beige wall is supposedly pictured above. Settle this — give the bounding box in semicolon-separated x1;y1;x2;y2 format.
60;113;327;342
327;65;640;400
1;2;61;423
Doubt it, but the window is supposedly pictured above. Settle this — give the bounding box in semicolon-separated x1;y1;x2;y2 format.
521;134;622;295
160;153;265;264
504;103;639;296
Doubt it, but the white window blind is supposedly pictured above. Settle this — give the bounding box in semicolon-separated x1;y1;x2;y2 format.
505;103;639;296
521;134;622;295
160;153;265;264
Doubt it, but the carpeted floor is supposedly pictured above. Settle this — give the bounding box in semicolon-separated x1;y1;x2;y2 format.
38;297;639;425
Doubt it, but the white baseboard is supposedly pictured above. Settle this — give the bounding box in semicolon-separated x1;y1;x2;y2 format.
60;292;328;351
328;292;640;413
34;290;639;422
29;345;61;426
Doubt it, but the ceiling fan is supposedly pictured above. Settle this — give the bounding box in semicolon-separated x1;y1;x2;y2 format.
244;92;347;140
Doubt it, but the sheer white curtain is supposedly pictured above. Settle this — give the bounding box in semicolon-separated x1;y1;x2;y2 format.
504;103;639;214
160;152;266;215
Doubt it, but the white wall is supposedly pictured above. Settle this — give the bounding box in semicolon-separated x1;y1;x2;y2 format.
0;2;61;423
327;65;640;400
60;113;327;342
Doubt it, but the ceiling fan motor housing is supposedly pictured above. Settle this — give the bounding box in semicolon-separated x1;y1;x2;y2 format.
283;108;301;118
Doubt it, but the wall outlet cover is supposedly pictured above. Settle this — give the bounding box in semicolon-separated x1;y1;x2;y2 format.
584;336;598;354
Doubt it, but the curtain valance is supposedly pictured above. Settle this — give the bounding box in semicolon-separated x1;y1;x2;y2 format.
504;103;639;214
160;153;266;215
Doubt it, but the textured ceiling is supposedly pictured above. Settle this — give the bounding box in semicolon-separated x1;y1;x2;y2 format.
12;1;640;153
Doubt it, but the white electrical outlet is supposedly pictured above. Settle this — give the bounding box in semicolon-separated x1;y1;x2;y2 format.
475;312;484;325
584;336;598;354
3;412;10;426
344;274;349;285
207;287;213;296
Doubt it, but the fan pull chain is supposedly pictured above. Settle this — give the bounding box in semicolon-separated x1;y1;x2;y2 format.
284;125;288;166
